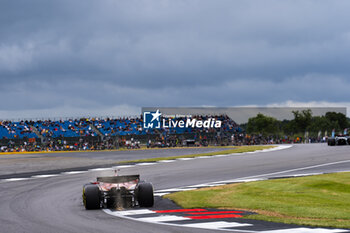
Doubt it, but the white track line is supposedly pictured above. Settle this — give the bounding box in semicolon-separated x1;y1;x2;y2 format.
137;163;158;166
235;159;350;181
156;188;197;192
291;173;323;177
61;171;87;175
187;183;221;188
113;165;135;169
136;215;190;222
88;168;112;171
154;192;170;196
2;178;31;182
177;158;195;161
116;209;155;216
32;174;60;178
158;160;176;163
183;221;253;229
214;154;231;157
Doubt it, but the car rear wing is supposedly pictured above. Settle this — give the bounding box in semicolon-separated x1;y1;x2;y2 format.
97;175;140;184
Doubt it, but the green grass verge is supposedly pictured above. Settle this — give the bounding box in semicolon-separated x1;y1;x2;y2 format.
165;172;350;228
118;145;275;164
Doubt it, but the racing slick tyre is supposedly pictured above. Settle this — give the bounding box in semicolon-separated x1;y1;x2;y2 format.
83;184;101;210
338;138;347;145
137;182;154;207
328;138;336;146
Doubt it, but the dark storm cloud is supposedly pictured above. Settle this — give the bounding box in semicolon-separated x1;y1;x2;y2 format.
1;0;350;117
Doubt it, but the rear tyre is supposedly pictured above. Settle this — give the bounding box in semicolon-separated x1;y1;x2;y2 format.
137;183;154;207
83;184;101;210
328;138;336;146
338;139;347;145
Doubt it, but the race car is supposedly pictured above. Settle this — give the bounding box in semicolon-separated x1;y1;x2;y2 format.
327;135;350;146
83;174;154;209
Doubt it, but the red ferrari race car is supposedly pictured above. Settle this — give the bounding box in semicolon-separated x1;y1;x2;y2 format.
83;174;154;209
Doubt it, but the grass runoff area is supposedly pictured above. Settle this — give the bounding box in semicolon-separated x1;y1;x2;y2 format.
165;172;350;229
118;145;275;164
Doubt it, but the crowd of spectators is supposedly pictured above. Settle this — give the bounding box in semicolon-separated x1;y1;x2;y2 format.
33;119;98;138
4;115;315;153
2;114;327;153
230;134;328;146
0;121;37;139
0;139;117;153
0;115;241;140
93;117;144;136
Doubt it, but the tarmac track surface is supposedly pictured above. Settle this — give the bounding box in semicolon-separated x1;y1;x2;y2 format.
0;144;349;233
0;147;228;177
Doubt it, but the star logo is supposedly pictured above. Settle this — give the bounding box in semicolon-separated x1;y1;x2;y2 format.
150;109;161;122
143;109;162;129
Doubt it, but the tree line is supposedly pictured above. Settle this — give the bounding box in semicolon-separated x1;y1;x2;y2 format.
244;110;349;137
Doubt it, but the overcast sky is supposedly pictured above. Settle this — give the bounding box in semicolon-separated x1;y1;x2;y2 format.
1;0;350;119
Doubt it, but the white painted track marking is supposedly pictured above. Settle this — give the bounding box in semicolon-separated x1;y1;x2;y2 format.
158;160;176;163
113;165;135;169
2;178;31;182
137;215;190;222
262;145;293;151
236;159;350;180
32;174;60;178
116;209;155;216
214;154;230;157
259;228;349;233
187;183;222;188
136;163;157;166
156;188;197;192
154;192;170;196
213;178;265;183
292;173;323;177
88;168;112;171
183;221;253;229
61;171;87;175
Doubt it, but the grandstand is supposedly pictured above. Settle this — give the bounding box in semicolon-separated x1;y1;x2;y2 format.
0;115;240;140
34;119;98;138
0;115;241;152
0;121;38;139
93;118;145;136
